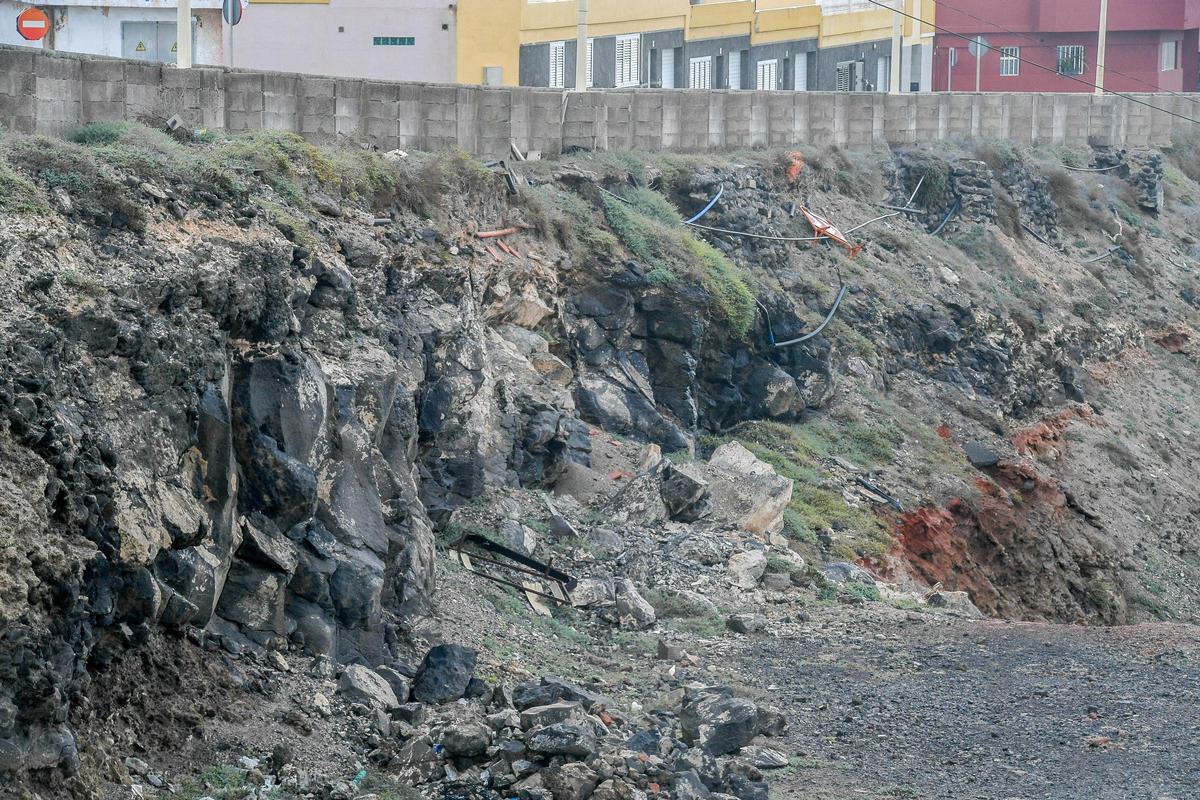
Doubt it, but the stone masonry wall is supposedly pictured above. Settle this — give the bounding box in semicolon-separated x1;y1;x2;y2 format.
1;46;1196;160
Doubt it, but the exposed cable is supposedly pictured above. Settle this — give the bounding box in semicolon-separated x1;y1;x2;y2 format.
772;284;850;348
930;199;961;236
684;186;724;224
859;0;1200;127
684;220;823;242
1061;163;1122;172
1080;247;1122;264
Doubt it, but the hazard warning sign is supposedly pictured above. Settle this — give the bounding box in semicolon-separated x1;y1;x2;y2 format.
135;41;146;52
16;7;51;41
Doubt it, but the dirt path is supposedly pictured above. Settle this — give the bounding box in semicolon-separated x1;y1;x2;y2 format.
736;614;1200;800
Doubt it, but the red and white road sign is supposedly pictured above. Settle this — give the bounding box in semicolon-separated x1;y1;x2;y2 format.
16;7;50;41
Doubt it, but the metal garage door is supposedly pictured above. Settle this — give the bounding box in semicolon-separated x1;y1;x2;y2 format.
122;21;196;63
122;21;162;62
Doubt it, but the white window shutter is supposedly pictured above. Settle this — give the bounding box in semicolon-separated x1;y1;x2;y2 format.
795;55;808;91
549;41;565;88
728;52;741;90
586;38;594;87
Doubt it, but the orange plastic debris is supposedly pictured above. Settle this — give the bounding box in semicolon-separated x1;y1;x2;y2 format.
785;151;805;182
801;206;863;258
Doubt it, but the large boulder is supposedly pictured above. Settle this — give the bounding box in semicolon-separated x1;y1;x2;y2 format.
680;686;760;756
528;722;598;757
411;644;477;704
614;579;657;630
705;442;793;535
337;664;399;710
727;551;768;590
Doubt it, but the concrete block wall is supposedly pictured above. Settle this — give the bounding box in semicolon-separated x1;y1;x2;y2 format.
1;46;1195;160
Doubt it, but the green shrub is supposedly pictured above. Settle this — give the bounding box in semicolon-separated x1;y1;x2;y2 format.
67;121;134;145
7;136;144;229
0;158;46;214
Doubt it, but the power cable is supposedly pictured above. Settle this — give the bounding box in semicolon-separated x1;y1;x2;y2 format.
860;0;1200;127
930;0;1200;107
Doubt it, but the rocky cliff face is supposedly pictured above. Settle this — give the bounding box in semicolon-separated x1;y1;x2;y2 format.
1;127;1198;796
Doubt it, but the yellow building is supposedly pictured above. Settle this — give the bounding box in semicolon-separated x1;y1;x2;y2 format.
458;0;937;91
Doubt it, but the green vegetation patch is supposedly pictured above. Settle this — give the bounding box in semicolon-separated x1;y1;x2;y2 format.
597;185;756;336
706;420;896;560
6;135;145;229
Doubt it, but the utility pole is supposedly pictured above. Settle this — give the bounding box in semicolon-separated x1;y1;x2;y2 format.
177;0;193;69
891;0;903;92
575;0;588;90
1095;0;1109;94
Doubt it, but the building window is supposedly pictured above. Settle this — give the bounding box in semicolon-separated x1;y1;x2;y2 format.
1000;46;1019;76
690;56;712;89
795;54;808;91
616;34;641;87
586;38;594;87
373;36;415;46
818;0;872;12
1057;45;1084;76
1161;40;1179;71
549;41;565;88
756;59;778;90
728;51;742;90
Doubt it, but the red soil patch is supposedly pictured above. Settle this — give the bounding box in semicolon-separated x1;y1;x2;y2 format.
885;463;1073;616
1011;405;1092;459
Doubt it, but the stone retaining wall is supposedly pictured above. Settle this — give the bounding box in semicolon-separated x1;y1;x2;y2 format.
2;46;1195;159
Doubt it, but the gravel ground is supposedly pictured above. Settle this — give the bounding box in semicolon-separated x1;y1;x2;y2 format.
739;614;1200;800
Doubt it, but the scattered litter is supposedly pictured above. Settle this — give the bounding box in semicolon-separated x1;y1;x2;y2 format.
383;148;409;161
801;207;863;258
477;227;520;239
854;475;902;511
485;245;503;262
785;151;805;182
448;532;577;605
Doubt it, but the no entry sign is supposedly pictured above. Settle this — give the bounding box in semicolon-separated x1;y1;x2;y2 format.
16;7;50;41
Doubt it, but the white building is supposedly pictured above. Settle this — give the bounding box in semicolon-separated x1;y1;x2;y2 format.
2;0;224;65
229;0;456;83
1;0;457;82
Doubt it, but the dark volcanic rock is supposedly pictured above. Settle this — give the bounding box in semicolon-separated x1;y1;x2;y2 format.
411;644;477;704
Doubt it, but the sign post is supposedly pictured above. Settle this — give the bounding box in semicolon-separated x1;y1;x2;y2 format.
968;35;989;93
16;7;51;41
177;0;192;68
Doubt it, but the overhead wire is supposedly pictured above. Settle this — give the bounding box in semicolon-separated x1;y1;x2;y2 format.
859;0;1200;127
926;0;1200;109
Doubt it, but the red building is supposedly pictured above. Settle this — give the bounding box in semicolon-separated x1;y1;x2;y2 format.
932;0;1200;93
